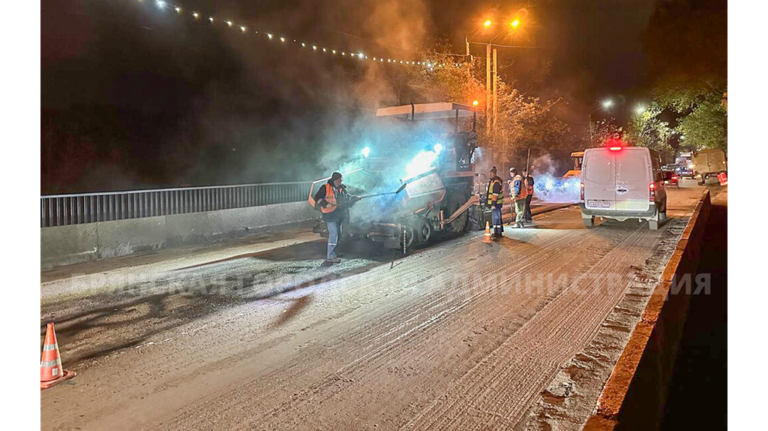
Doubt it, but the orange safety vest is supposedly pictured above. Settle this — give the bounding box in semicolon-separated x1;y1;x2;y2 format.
514;175;529;201
320;183;338;213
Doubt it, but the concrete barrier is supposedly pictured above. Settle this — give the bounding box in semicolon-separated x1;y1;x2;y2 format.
584;189;712;430
41;201;319;270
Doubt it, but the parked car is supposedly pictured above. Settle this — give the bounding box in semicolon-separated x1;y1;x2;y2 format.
675;165;694;179
662;166;679;188
665;171;679;187
580;145;668;230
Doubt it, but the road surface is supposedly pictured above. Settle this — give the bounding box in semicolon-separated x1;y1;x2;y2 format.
40;188;718;430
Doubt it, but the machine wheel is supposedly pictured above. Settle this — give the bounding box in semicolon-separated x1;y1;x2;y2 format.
416;222;432;243
582;214;595;228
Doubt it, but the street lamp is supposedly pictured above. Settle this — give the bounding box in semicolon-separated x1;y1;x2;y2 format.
589;99;614;146
471;18;525;135
634;104;646;115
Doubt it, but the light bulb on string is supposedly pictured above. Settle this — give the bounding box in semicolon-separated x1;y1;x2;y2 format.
240;26;246;32
192;12;199;19
226;20;232;27
175;7;181;13
280;37;285;42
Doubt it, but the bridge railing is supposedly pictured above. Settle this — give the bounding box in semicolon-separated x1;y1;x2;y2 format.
41;182;313;228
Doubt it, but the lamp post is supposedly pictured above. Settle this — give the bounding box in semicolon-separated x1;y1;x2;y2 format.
469;18;523;135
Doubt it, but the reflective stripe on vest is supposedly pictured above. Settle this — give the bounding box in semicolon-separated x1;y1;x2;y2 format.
486;178;504;206
320;183;338;214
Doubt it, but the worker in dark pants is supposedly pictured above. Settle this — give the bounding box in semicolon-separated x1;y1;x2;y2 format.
523;169;535;223
313;172;360;264
486;166;504;238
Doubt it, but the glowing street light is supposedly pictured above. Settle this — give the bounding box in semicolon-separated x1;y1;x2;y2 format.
472;100;479;106
511;19;520;28
484;20;492;27
634;105;646;115
361;147;371;158
155;1;166;9
589;98;615;145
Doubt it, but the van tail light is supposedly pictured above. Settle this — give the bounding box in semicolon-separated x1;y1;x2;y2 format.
649;182;656;203
580;182;585;202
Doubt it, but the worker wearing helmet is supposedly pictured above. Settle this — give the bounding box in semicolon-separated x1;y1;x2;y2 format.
509;167;529;228
486;166;504;238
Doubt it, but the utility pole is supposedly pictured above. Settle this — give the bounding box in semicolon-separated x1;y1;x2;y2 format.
492;48;498;134
486;44;491;132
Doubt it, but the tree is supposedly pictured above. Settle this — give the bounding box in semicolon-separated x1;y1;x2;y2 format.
400;48;570;158
625;103;676;160
641;0;727;153
589;118;624;148
670;89;727;152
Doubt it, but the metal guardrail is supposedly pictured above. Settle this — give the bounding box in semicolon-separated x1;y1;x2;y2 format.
41;182;313;228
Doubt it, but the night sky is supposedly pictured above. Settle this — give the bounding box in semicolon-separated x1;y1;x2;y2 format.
41;0;681;193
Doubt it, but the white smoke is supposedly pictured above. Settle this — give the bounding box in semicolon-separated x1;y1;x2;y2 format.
529;153;580;203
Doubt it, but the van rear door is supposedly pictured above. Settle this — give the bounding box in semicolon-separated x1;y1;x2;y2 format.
583;149;615;210
615;148;650;211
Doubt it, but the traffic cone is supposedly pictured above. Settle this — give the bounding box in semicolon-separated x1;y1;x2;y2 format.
40;322;75;389
483;221;493;244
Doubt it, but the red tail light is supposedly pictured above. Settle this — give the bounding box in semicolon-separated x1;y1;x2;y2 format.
671;175;678;180
608;146;622;151
649;182;656;203
580;182;585;202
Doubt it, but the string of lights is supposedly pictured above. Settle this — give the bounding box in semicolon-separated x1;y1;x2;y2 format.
136;0;448;69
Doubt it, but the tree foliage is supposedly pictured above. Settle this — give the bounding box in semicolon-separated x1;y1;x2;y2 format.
638;0;727;153
399;49;570;157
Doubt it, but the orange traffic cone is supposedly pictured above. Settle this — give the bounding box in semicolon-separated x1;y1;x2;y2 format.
40;323;75;389
483;221;493;244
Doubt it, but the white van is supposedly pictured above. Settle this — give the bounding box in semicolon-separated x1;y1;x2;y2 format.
580;146;667;230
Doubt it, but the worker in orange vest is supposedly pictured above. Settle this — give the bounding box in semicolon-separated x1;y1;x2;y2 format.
509;167;529;228
313;172;360;264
